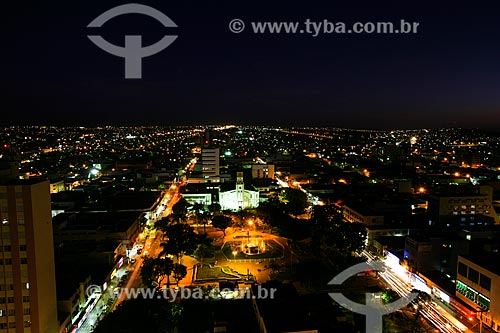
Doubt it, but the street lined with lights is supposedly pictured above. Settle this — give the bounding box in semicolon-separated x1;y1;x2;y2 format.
362;250;469;333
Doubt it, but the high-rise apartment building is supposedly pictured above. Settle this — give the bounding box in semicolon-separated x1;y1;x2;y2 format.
0;179;58;333
202;147;220;182
200;130;220;183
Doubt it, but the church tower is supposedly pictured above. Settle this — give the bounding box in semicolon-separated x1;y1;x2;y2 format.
236;172;244;209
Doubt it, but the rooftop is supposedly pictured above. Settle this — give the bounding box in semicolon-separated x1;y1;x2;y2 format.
460;252;500;276
254;282;317;333
0;178;48;186
108;191;162;211
56;255;113;300
53;211;143;232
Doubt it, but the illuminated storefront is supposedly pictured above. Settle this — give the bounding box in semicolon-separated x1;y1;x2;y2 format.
456;280;490;310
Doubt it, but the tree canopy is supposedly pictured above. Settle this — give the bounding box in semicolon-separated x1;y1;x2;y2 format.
172;197;190;216
172;263;188;285
140;257;174;288
159;223;198;260
282;188;308;215
311;208;367;257
210;215;233;235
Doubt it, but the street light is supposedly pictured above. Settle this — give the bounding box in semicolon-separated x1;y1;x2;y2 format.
232;250;237;261
476;307;488;333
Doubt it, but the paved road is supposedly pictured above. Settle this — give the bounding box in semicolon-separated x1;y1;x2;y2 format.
77;182;181;332
362;250;470;333
77;263;134;333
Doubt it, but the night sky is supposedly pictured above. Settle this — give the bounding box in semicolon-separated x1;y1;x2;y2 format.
7;1;500;129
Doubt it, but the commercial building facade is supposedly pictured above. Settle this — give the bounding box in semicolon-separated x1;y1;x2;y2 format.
343;204;384;225
431;186;499;226
251;164;275;179
456;255;500;331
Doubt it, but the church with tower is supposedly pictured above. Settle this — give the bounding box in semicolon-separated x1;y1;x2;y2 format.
219;172;259;211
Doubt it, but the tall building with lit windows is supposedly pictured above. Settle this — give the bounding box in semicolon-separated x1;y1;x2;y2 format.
0;179;58;333
201;147;220;182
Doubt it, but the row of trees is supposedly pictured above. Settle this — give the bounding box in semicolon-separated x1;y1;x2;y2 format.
310;205;368;256
140;209;198;289
140;203;232;288
112;200;230;331
171;198;231;234
140;257;187;288
257;199;367;256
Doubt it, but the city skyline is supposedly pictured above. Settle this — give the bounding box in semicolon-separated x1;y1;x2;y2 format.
1;125;500;332
6;1;500;332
